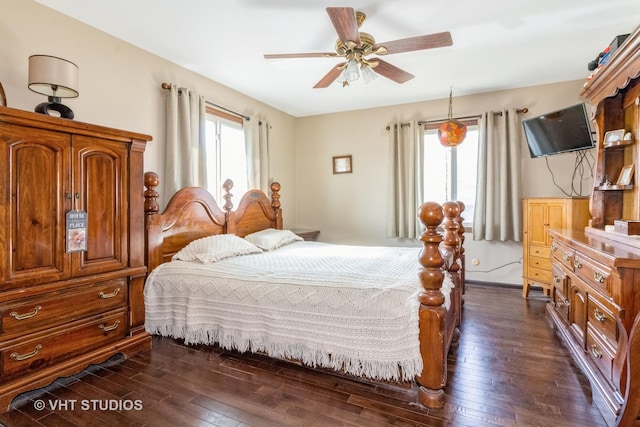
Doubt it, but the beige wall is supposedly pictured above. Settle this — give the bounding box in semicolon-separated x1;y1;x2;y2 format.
2;1;595;285
295;80;594;284
1;0;298;220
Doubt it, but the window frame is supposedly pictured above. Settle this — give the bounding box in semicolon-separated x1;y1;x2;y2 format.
422;118;479;227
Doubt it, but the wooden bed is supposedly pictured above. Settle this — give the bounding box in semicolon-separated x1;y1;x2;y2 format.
143;171;465;409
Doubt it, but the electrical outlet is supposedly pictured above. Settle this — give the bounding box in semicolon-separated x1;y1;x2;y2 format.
471;258;480;266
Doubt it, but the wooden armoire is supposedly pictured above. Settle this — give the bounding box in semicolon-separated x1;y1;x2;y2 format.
522;198;590;298
0;106;152;411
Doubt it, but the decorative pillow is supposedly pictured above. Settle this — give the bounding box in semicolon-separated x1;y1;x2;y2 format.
172;234;262;263
244;228;303;251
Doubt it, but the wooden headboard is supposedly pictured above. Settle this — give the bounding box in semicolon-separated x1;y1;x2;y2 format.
143;172;282;272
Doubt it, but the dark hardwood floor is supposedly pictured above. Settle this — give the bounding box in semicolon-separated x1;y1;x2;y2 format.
0;284;608;427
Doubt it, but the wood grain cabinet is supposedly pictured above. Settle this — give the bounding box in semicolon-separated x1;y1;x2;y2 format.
547;229;640;426
522;198;590;298
0;107;152;412
547;27;640;426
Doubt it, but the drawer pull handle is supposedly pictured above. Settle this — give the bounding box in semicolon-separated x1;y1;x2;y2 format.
590;344;603;359
10;344;42;361
554;275;560;283
98;288;120;299
563;253;571;261
574;261;582;269
9;305;42;321
593;271;605;283
98;320;120;333
556;301;564;308
594;308;607;322
551;244;558;252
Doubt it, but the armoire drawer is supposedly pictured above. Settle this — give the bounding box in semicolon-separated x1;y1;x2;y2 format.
0;309;127;380
527;254;552;271
529;244;551;260
527;266;552;283
0;278;127;339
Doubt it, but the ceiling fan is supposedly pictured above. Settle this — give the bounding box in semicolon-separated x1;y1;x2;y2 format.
263;7;453;88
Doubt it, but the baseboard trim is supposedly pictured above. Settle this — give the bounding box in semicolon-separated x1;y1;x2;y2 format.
466;280;520;289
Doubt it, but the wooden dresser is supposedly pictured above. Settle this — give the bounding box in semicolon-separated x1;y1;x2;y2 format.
0;107;152;411
546;26;640;426
522;198;590;298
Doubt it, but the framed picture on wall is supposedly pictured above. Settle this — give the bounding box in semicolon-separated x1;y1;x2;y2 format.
332;155;352;174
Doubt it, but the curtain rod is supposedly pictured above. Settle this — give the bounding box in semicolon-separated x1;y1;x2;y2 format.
386;108;529;130
161;82;250;121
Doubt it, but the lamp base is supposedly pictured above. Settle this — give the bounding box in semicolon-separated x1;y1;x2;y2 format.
34;97;74;119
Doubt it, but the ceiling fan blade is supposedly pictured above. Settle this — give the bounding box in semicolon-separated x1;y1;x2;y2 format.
372;59;414;83
264;52;339;59
313;63;345;88
374;32;453;55
326;7;361;46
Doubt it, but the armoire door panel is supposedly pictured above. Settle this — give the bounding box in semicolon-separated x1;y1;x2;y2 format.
528;203;548;245
0;125;70;288
546;204;566;245
71;136;129;276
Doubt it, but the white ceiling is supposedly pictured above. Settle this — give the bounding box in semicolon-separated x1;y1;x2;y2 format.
35;0;640;117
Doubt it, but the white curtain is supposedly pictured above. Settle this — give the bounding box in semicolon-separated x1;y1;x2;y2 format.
244;118;270;193
386;120;424;239
473;109;522;241
163;84;207;204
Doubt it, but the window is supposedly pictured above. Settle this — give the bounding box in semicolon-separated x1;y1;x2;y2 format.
423;122;479;226
205;108;248;202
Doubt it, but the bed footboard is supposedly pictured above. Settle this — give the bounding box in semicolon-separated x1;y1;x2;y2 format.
416;201;464;409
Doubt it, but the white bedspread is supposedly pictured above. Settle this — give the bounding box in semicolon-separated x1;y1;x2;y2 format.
144;241;454;381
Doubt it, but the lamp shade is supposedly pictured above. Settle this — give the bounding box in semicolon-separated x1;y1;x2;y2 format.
28;55;79;98
438;120;467;147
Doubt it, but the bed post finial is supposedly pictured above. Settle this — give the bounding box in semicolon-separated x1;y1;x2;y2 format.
144;171;159;215
222;179;234;212
418;202;445;306
442;201;461;273
270;182;281;209
270;182;283;229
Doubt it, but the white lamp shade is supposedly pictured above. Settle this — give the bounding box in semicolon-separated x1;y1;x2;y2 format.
28;55;79;98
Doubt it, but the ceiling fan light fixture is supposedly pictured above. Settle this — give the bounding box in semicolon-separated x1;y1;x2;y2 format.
361;64;377;84
345;58;360;82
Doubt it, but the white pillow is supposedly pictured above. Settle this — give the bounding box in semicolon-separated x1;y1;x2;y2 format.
172;234;262;263
244;228;303;251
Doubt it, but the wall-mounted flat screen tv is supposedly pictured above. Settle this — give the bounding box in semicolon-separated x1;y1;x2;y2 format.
522;103;595;158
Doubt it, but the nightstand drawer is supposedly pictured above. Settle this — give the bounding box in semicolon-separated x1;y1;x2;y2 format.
0;310;127;380
0;278;127;339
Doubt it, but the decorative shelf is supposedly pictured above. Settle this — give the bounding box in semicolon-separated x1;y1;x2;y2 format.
596;184;634;191
603;139;635;149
